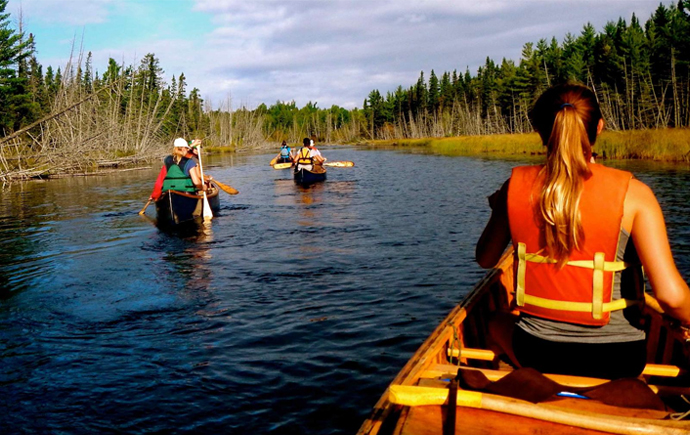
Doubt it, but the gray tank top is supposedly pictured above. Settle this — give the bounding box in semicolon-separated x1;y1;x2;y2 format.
516;228;646;343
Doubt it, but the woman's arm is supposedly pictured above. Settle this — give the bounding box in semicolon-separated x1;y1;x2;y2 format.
189;166;203;189
627;179;690;324
476;180;512;268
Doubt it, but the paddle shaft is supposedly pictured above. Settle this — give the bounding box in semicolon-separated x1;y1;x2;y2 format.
195;145;213;221
138;199;152;215
444;379;458;435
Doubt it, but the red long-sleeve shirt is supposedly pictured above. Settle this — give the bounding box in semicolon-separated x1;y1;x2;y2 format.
149;165;168;201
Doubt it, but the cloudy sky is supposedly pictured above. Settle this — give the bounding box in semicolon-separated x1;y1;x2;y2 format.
10;0;666;110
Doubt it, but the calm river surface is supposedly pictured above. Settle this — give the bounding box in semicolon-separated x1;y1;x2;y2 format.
1;146;689;434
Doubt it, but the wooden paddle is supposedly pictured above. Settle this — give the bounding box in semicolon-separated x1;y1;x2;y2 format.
389;385;686;435
323;161;354;167
269;156;279;166
273;162;293;170
138;199;152;215
194;141;213;222
213;179;239;195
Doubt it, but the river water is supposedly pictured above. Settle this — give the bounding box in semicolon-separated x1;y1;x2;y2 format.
1;146;689;434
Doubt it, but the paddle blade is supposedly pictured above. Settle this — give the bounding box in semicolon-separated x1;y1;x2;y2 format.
202;192;213;222
323;161;354;167
269;156;278;166
273;162;293;170
213;180;239;195
138;199;152;215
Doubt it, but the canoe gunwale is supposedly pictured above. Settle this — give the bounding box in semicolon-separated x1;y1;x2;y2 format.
357;251;511;435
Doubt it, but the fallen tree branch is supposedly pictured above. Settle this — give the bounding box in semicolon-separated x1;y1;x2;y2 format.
0;78;126;147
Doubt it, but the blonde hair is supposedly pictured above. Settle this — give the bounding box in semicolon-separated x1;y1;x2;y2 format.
530;84;602;265
172;145;187;164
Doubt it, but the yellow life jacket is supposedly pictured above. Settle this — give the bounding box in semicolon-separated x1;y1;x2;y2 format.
297;147;313;165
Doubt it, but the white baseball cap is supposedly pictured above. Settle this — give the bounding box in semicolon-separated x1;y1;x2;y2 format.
173;137;189;148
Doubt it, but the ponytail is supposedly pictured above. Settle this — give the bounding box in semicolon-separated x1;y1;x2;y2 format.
173;146;184;164
530;84;601;265
539;106;592;264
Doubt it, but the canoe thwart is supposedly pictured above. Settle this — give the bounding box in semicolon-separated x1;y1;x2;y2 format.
448;348;685;378
447;347;497;361
389;385;483;408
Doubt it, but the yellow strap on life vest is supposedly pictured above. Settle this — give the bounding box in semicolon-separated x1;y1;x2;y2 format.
297;147;312;165
516;242;527;307
522;251;629;272
515;242;640;318
522;294;639;313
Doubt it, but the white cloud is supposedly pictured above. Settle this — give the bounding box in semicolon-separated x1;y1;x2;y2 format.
19;0;667;110
187;0;667;108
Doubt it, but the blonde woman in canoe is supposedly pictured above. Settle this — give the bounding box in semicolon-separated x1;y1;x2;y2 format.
476;83;690;379
149;138;204;201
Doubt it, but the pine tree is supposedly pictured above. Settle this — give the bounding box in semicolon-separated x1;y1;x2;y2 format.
428;70;439;114
0;0;35;133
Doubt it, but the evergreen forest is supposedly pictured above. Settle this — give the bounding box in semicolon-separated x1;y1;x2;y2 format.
0;0;689;179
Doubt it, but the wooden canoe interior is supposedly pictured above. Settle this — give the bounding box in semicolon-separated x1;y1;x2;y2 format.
358;250;690;435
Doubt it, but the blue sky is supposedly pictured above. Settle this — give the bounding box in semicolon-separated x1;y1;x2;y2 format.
10;0;667;110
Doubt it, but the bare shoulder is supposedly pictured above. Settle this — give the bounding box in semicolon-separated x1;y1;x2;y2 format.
627;178;658;206
622;178;660;232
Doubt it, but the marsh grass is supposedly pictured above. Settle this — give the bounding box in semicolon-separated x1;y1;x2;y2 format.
365;128;690;162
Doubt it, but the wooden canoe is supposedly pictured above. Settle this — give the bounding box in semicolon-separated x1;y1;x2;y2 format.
294;165;327;185
155;183;221;226
357;249;690;435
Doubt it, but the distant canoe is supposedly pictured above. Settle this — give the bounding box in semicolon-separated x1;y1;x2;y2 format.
155;183;220;226
358;248;690;435
270;156;292;166
294;166;326;185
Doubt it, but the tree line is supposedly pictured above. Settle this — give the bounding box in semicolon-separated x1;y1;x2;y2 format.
362;1;690;139
0;0;688;179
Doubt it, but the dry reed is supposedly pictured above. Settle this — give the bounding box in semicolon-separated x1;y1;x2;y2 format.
364;128;690;162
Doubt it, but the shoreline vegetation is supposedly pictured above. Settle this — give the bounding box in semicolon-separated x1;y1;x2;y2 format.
1;1;689;181
5;127;690;182
362;128;690;162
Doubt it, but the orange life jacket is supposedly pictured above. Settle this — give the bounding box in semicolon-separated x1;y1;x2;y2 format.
506;163;642;326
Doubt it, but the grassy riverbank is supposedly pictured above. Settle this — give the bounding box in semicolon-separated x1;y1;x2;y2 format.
363;128;690;162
